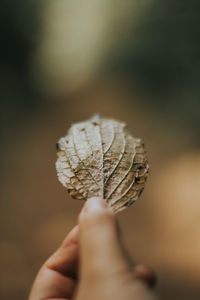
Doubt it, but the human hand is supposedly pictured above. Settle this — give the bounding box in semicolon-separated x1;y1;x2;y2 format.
29;197;156;300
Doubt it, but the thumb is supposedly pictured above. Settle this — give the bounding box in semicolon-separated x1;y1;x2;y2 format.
78;197;130;280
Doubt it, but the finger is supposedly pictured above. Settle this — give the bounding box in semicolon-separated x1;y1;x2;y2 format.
29;225;79;300
133;265;157;288
46;225;79;278
78;197;130;280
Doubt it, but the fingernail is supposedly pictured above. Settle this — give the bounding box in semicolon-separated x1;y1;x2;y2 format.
82;197;108;214
134;265;156;288
87;197;108;212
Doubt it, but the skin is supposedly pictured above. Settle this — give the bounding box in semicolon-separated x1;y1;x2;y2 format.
29;197;156;300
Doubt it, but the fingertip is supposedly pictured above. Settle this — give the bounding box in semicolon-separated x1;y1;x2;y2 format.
78;198;115;236
81;197;109;212
79;197;113;221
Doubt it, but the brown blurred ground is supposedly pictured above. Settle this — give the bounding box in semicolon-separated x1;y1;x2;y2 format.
1;1;200;300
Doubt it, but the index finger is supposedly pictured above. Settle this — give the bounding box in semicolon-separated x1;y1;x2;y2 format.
28;225;79;300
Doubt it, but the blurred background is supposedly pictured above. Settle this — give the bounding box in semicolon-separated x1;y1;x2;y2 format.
1;1;200;299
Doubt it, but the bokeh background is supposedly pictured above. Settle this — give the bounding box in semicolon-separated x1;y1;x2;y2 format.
1;1;200;299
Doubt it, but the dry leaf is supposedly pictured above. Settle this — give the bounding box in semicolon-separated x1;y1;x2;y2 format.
56;115;149;212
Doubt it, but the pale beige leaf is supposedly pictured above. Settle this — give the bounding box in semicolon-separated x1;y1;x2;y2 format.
56;115;149;213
